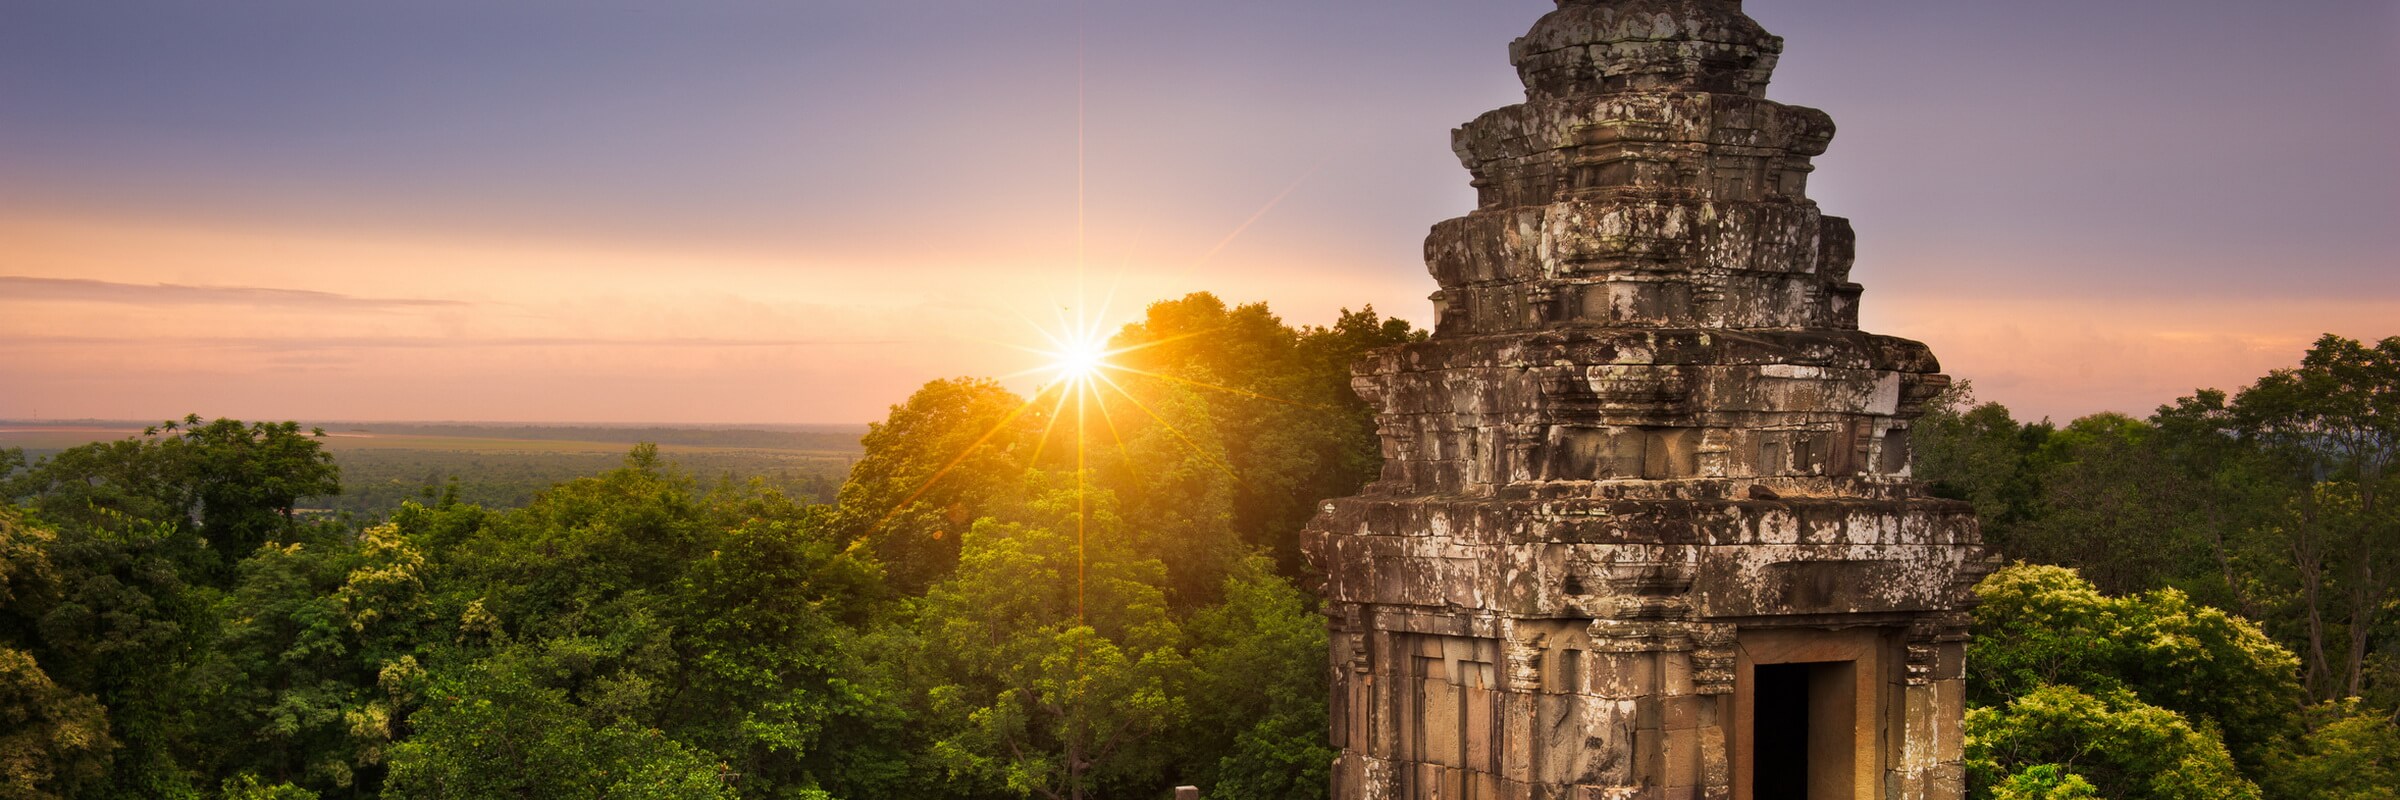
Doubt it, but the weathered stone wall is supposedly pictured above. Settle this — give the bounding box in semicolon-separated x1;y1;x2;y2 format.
1302;2;1987;798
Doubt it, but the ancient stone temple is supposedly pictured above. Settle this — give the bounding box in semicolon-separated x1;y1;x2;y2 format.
1301;2;1989;799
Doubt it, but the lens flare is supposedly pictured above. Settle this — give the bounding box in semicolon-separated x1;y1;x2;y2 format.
1046;335;1110;389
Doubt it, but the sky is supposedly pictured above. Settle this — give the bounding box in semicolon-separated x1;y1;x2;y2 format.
3;0;2394;425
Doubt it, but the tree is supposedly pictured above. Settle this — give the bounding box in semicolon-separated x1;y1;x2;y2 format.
1971;565;2302;775
1107;294;1417;572
0;507;215;797
1089;379;1245;609
1916;337;2400;709
915;484;1191;800
0;647;115;800
195;522;436;796
1966;684;2259;800
4;417;340;580
835;379;1041;595
1182;557;1333;800
174;418;344;566
438;445;716;643
2228;335;2400;702
2262;700;2400;800
372;455;724;797
218;774;320;800
2253;479;2400;704
395;448;909;798
381;643;734;800
2008;413;2208;593
0;510;62;654
661;501;885;796
1912;381;2049;532
1987;765;2100;800
2148;389;2291;621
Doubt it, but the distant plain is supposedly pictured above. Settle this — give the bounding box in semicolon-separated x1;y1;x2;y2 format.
0;420;867;516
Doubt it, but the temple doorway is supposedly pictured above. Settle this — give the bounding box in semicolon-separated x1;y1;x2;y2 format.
1734;629;1886;800
1751;660;1858;799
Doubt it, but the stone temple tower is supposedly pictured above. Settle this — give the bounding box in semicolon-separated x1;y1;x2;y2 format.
1301;2;1989;799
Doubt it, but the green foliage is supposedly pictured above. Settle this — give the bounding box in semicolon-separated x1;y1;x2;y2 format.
2224;336;2400;703
0;505;214;797
835;378;1040;595
1914;381;2050;528
2261;700;2400;800
4;416;341;580
382;643;732;799
1967;684;2260;800
1089;380;1245;609
2013;413;2212;592
1971;564;2302;768
440;446;715;639
660;502;884;795
1988;765;2101;800
0;646;115;800
2231;335;2400;482
1108;294;1419;572
173;418;345;565
1969;558;2400;800
803;294;1401;797
219;775;320;800
194;522;436;794
913;487;1191;800
399;450;884;799
0;510;61;645
1184;558;1333;800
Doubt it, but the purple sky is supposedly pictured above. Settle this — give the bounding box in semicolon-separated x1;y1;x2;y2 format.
3;0;2395;424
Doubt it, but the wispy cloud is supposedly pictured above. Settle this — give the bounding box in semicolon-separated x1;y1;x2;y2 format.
0;275;468;310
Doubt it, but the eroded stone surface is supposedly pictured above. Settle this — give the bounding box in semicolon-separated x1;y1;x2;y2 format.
1302;2;1988;798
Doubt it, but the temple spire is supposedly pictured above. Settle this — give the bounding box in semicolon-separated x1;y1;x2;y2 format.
1306;2;1987;797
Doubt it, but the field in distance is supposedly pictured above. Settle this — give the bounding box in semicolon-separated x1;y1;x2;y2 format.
0;420;868;517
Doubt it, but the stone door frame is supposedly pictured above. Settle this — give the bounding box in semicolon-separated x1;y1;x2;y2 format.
1730;627;1897;800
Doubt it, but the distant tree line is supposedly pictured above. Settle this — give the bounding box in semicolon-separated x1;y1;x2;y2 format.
324;450;849;517
325;425;868;453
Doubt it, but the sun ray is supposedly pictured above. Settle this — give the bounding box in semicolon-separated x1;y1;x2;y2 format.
1087;376;1134;468
1084;281;1120;343
1027;377;1077;466
1193;162;1324;269
1075;365;1088;625
867;390;1046;535
982;325;1201;381
1052;303;1080;345
1090;370;1249;486
1104;363;1323;409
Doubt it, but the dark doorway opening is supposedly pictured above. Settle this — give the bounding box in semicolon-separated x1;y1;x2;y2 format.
1751;659;1858;800
1754;663;1812;798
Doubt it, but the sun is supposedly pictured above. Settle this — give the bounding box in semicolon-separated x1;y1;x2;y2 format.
897;294;1284;627
1004;300;1145;398
1045;334;1111;389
